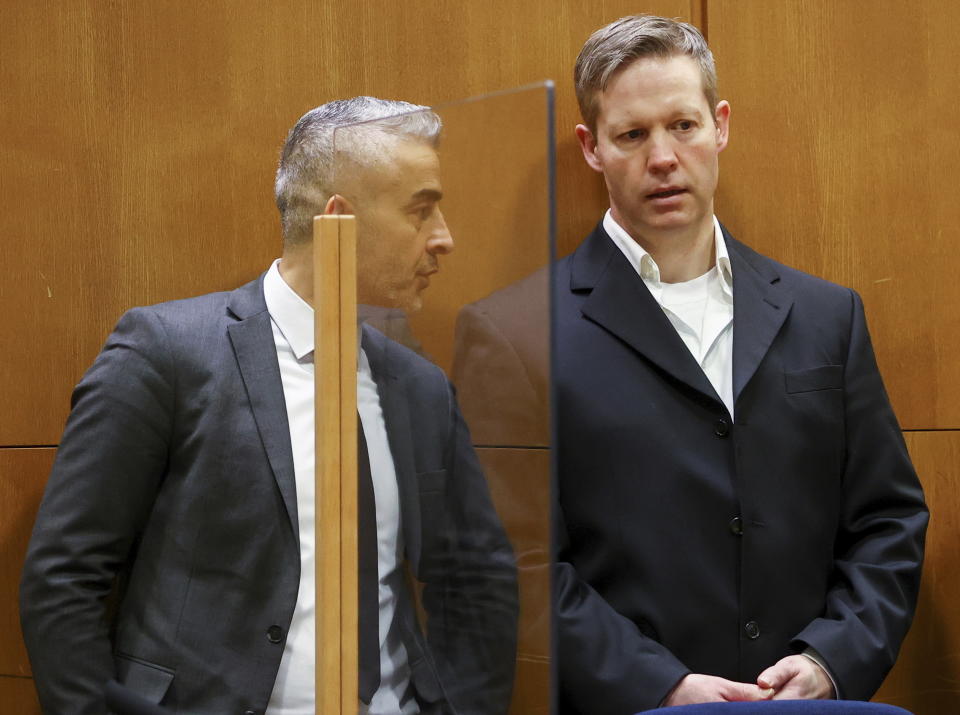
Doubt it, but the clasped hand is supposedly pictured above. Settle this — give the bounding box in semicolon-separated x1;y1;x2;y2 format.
663;655;835;706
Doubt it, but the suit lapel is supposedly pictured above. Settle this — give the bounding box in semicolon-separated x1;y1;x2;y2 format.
226;278;299;538
725;230;794;405
362;326;423;573
573;225;720;403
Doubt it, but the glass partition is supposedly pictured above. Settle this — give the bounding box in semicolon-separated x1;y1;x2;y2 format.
330;84;554;715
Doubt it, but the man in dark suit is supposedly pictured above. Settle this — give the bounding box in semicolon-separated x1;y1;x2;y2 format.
454;14;927;714
20;97;517;715
557;15;927;712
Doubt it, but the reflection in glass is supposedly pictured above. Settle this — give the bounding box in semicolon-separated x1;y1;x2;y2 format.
333;84;554;715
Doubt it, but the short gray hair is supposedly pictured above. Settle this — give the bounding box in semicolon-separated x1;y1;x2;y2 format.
574;15;717;132
275;96;442;246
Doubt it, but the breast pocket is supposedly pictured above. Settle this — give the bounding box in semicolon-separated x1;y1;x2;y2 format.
784;365;844;394
113;652;175;704
781;364;845;487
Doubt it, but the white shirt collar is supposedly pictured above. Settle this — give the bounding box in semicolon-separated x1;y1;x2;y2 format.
263;259;315;361
602;210;733;297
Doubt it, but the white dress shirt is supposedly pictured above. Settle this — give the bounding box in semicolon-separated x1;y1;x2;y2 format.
604;211;735;418
262;260;418;714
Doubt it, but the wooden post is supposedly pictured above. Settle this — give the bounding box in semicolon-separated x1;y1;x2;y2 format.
314;214;358;715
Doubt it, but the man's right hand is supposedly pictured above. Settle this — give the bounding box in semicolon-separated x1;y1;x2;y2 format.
663;674;775;706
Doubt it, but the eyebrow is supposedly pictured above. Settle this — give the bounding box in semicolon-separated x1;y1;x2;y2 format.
610;106;706;130
407;188;443;205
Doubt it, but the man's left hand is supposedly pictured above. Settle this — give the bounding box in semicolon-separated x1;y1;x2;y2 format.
757;655;835;700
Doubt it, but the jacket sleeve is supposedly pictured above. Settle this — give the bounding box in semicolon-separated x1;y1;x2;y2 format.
19;308;174;715
555;504;691;713
791;289;928;699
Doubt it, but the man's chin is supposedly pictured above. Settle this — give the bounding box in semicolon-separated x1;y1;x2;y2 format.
356;288;423;314
402;297;423;314
637;211;705;235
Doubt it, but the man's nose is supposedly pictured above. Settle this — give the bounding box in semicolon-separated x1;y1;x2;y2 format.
647;133;678;173
426;209;454;255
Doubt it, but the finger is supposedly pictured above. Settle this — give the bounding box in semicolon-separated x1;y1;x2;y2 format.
757;658;799;690
722;681;775;701
771;678;810;701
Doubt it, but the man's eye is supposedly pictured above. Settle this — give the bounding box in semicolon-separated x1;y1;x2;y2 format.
625;129;643;140
675;120;694;131
418;206;434;221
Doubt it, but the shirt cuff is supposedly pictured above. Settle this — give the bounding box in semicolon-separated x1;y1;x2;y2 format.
801;647;839;699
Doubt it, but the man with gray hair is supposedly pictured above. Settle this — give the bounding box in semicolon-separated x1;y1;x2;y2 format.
554;14;927;712
21;96;518;715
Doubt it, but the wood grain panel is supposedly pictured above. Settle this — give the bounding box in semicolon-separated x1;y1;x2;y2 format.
0;0;691;445
708;0;960;429
873;431;960;712
313;216;359;714
0;675;41;714
0;449;54;677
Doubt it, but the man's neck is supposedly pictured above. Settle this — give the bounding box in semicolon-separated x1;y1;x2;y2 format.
278;245;314;306
629;219;716;284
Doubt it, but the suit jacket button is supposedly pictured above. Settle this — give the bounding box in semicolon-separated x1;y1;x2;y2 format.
729;516;743;536
714;419;730;437
744;620;760;639
267;625;284;643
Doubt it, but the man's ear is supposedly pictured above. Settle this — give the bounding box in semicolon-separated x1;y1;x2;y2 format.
575;124;604;173
323;194;354;215
714;100;731;152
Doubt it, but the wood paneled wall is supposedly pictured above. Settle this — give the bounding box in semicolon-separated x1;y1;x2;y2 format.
0;450;53;713
5;0;956;712
0;450;53;679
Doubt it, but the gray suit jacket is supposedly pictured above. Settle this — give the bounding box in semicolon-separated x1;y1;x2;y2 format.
20;275;517;715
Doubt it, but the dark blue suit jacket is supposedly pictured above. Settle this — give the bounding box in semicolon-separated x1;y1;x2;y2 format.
20;275;517;714
554;224;927;713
